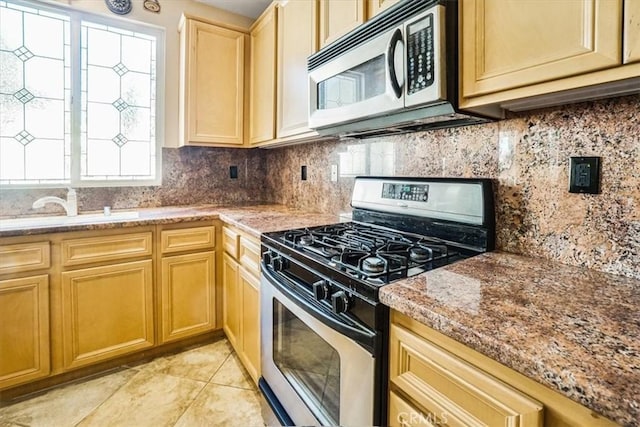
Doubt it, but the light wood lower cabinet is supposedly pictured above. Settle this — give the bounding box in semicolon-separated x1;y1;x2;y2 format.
160;252;216;343
222;253;241;349
221;226;261;384
390;311;619;427
60;260;154;370
158;224;218;344
0;275;50;390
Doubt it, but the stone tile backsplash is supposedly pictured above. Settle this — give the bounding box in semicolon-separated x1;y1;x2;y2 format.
1;95;638;278
263;95;640;279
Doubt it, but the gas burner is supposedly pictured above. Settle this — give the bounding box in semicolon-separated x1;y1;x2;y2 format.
362;257;386;273
299;235;314;246
409;246;433;262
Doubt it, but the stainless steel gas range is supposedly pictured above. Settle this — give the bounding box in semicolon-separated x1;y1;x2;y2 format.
259;176;495;426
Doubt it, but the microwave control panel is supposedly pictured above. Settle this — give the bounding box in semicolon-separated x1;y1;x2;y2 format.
406;13;435;95
382;183;429;202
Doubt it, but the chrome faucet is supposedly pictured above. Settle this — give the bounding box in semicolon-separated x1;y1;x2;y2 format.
32;188;78;217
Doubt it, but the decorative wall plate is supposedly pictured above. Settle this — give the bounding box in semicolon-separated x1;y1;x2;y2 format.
143;0;161;13
105;0;132;15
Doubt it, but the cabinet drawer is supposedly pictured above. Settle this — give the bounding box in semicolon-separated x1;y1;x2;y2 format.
239;235;261;277
0;242;50;275
61;233;152;267
389;390;442;427
390;323;543;427
223;226;241;259
160;226;216;254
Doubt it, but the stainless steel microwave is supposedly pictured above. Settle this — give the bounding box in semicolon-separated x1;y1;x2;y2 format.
308;0;497;138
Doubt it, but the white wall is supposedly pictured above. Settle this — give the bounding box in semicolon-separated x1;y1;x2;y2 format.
59;0;254;147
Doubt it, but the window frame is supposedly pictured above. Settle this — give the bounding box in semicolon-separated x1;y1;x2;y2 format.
0;0;165;188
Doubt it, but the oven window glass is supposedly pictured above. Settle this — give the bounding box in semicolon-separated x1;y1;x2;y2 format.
273;300;340;426
317;55;386;110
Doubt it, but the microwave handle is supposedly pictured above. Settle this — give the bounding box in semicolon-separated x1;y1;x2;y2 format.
388;28;404;98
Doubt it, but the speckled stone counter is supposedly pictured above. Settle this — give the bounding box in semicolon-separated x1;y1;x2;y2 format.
0;204;340;238
379;251;640;426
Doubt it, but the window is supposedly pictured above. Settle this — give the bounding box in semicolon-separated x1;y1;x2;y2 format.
0;0;164;187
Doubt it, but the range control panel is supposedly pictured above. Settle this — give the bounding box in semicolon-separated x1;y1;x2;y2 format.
382;183;429;202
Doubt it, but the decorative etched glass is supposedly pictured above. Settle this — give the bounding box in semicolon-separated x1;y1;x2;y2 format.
80;21;156;181
0;1;70;184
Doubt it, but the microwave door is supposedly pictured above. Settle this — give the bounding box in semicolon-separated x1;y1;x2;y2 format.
404;5;446;107
308;26;405;130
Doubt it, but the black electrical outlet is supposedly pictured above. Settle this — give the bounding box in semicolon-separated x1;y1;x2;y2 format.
301;165;307;181
229;165;238;179
569;157;600;194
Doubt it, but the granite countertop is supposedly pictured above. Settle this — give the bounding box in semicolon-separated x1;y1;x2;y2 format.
0;204;340;238
380;251;640;427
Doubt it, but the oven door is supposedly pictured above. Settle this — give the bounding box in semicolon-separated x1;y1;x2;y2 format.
260;268;375;427
308;24;405;130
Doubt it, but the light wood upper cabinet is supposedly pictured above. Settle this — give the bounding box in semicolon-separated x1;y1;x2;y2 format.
461;0;623;98
624;0;640;63
60;260;154;370
0;275;50;390
367;0;400;19
249;5;277;146
276;0;319;139
319;0;365;48
179;16;245;146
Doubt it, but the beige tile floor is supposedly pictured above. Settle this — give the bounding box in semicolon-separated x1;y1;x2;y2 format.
0;338;266;427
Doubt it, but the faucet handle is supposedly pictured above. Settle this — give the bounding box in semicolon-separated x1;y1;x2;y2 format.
67;187;77;195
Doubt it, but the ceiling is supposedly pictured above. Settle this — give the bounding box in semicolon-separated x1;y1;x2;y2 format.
195;0;272;19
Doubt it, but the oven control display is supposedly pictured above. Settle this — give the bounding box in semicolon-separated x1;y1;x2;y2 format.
382;183;429;202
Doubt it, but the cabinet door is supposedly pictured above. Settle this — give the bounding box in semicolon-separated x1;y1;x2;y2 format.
390;324;543;427
624;0;640;63
181;18;245;146
461;0;622;98
277;0;318;139
249;6;277;145
60;260;154;370
222;253;241;350
389;391;441;427
319;0;365;48
160;251;216;343
0;275;49;389
367;0;400;19
239;267;260;384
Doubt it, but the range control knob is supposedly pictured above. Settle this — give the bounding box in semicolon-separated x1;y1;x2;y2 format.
331;291;350;314
271;256;287;272
312;280;331;301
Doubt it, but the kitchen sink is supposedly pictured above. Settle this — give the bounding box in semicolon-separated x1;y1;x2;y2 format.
0;211;140;230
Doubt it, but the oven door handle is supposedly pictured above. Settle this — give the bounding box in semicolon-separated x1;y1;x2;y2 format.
262;265;376;353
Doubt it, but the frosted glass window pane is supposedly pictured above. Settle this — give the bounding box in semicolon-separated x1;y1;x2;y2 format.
86;103;119;139
121;35;151;73
86;139;119;176
0;7;23;51
121;72;150;107
25;98;64;139
86;27;120;67
0;51;23;93
0;94;23;137
120;141;150;175
23;13;64;59
25;139;65;180
86;65;119;103
0;137;25;180
25;57;64;99
121;106;150;141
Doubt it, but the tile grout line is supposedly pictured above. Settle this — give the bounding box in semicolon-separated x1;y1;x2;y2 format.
171;347;234;427
71;367;140;427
